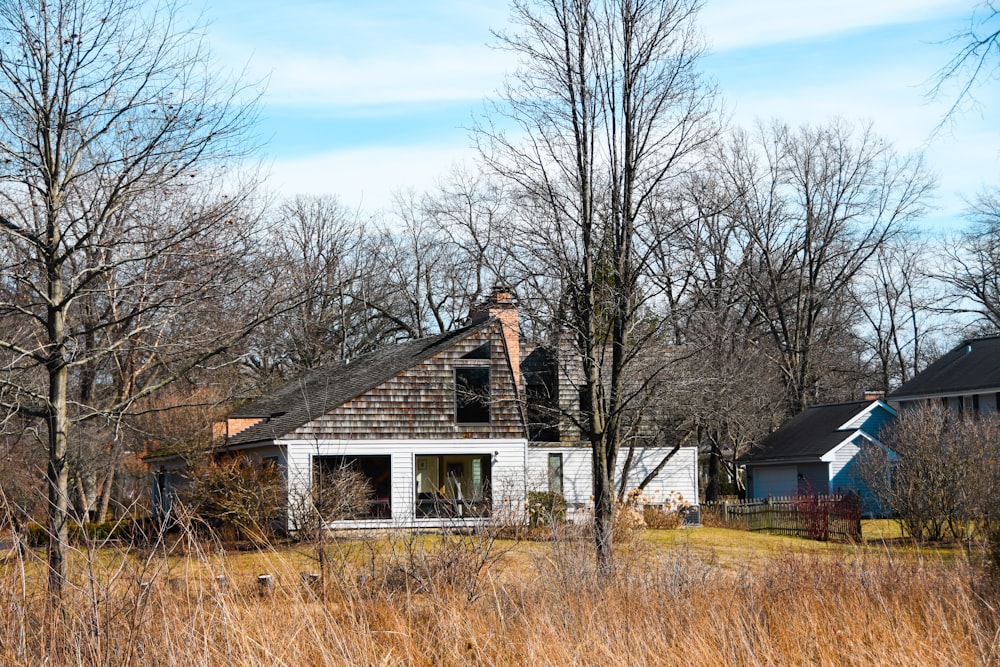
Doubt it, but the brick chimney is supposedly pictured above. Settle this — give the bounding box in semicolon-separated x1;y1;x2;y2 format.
212;417;264;442
470;285;521;391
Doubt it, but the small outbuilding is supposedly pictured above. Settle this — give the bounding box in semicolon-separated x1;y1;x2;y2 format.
740;400;896;513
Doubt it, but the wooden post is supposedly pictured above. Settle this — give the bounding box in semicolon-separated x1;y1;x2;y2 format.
258;574;274;597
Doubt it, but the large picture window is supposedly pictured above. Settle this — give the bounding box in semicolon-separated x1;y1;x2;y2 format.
415;454;492;517
456;367;490;423
313;455;391;519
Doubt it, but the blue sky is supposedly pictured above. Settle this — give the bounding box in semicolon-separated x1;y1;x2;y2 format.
201;0;995;232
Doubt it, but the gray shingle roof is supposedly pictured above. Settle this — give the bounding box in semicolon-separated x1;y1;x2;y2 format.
227;321;489;446
739;401;873;464
889;336;1000;399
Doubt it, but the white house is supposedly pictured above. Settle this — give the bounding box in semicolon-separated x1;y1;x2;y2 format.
149;290;699;529
889;335;1000;413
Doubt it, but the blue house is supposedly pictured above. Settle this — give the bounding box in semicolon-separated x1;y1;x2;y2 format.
740;400;897;512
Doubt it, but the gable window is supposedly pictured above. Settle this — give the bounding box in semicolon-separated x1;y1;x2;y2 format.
462;341;491;360
456;367;490;423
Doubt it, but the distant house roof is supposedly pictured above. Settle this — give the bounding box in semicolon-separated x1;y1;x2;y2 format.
889;336;1000;400
739;400;891;465
227;320;491;446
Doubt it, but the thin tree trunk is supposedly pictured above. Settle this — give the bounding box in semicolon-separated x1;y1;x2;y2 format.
46;297;70;602
96;463;116;523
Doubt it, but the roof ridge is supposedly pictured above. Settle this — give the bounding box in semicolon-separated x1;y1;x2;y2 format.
803;399;873;409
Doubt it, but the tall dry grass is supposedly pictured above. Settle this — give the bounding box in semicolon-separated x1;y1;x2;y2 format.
0;525;997;666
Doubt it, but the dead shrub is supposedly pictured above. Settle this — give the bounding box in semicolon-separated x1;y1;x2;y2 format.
643;504;682;530
182;454;284;544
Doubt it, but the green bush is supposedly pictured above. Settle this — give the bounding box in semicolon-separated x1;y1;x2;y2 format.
527;491;567;526
21;519;138;547
22;522;48;547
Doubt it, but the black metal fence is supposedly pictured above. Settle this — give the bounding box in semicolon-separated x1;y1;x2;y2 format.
702;494;862;542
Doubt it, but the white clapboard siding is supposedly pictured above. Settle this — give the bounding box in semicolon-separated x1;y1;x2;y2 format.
828;439;859;487
526;446;699;509
282;438;526;529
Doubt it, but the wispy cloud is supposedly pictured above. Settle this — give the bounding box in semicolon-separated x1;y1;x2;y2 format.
264;143;480;210
244;48;510;108
204;0;510;109
206;0;997;232
701;0;964;51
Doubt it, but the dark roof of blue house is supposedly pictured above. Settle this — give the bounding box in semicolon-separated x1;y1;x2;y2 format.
739;400;884;464
889;336;1000;399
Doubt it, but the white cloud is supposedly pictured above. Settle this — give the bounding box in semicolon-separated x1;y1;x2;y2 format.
263;144;481;210
204;0;512;110
701;0;965;51
249;47;511;108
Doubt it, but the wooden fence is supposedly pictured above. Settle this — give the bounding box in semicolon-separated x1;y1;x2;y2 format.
702;494;862;542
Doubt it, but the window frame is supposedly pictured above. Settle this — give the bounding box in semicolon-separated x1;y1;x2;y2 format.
547;452;564;496
455;366;491;424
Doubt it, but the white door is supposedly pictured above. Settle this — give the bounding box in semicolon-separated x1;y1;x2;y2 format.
753;465;798;499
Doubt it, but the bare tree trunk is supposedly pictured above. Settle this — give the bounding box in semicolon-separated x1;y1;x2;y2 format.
706;445;720;502
0;0;263;603
45;272;69;601
485;0;716;576
96;463;116;524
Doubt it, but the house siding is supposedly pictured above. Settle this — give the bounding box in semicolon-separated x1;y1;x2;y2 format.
556;347;585;445
797;462;830;495
290;323;523;441
829;437;887;515
748;464;798;499
828;437;860;492
283;438;526;528
858;405;895;438
526;446;698;512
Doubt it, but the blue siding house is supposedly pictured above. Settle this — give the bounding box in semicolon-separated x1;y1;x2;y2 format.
739;400;897;514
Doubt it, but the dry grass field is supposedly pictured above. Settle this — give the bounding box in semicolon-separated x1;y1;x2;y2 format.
1;524;997;666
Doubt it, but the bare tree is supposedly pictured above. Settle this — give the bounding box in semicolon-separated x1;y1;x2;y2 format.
931;1;1000;128
422;166;514;299
660;173;785;499
719;120;934;414
244;195;392;389
376;191;465;337
938;189;1000;334
0;0;260;599
853;232;940;394
868;404;1000;542
482;0;717;574
376;179;511;338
